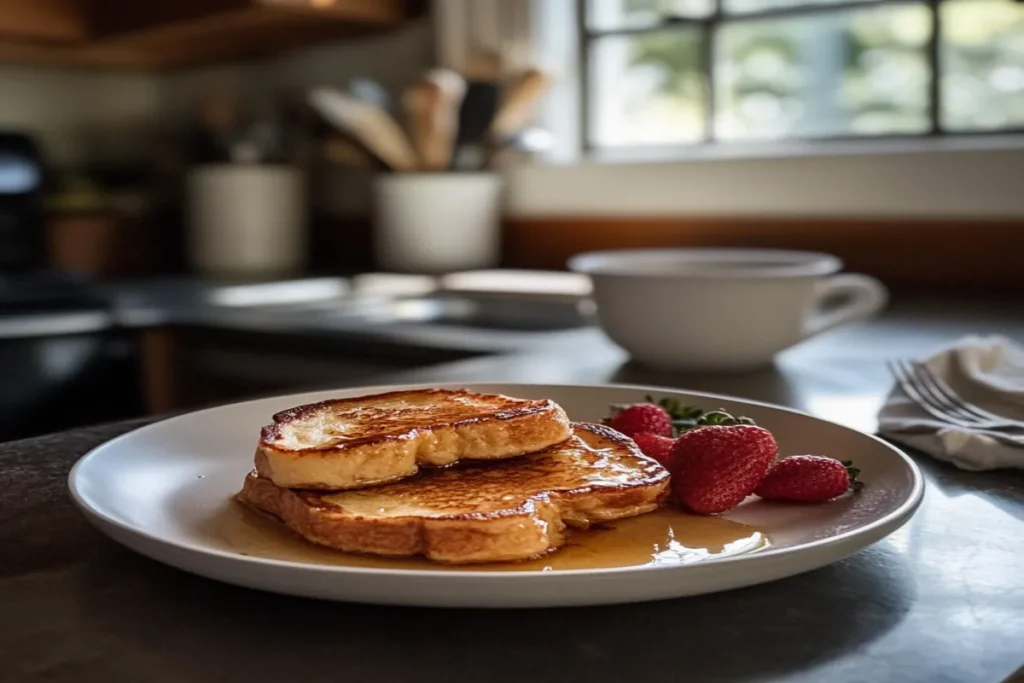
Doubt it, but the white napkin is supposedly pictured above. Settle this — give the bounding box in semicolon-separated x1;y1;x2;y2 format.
878;334;1024;471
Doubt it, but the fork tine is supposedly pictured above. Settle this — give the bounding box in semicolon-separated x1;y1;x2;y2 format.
888;359;975;427
888;358;974;428
912;361;1024;427
906;361;986;424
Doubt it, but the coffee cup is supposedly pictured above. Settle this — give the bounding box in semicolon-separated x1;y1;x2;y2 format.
568;248;888;371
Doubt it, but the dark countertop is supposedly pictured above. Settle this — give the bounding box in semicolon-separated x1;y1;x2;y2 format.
100;276;596;355
0;275;591;354
3;300;1024;683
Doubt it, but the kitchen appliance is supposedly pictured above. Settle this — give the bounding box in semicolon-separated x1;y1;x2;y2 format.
0;132;49;272
0;272;144;441
0;133;143;441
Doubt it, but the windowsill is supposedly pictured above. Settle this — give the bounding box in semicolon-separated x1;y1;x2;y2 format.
506;132;1024;218
570;133;1024;166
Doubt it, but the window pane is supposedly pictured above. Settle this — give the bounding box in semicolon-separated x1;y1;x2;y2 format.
587;0;714;30
725;0;872;16
590;29;706;146
941;0;1024;131
715;5;931;140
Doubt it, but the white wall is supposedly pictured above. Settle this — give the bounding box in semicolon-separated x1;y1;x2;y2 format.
507;141;1024;218
156;20;433;123
0;19;433;173
0;64;160;167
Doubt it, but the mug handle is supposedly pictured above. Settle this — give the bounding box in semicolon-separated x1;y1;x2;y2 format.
803;273;889;338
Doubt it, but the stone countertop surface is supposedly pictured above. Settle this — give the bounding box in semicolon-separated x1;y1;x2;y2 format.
2;300;1024;683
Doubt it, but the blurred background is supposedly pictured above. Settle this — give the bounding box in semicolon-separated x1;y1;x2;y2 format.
0;0;1020;441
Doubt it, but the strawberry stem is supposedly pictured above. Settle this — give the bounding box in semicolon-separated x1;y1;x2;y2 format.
842;460;864;492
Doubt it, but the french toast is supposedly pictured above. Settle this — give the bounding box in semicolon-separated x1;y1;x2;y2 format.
255;389;572;490
238;422;670;564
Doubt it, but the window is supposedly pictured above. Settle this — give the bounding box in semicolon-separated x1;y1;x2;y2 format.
582;0;1024;149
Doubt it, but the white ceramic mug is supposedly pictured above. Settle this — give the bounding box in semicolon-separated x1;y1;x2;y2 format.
373;173;502;274
568;248;889;371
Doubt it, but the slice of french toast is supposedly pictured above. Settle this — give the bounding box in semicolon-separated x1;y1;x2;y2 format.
255;389;572;490
238;422;670;564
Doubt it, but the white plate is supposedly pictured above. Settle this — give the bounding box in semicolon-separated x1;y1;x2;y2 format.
69;383;923;608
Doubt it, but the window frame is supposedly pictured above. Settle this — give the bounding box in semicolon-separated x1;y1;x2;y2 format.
578;0;1024;152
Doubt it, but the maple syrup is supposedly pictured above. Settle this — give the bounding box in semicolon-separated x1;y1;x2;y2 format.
211;503;769;572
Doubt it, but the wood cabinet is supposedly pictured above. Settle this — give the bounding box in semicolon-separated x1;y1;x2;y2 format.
0;0;417;69
0;0;89;42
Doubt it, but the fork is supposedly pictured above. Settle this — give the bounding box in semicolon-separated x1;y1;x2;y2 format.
888;358;1024;431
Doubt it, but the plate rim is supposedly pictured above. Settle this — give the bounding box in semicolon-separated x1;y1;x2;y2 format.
68;380;925;579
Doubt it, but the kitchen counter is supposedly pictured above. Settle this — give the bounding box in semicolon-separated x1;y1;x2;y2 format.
0;275;592;354
2;300;1024;683
102;275;600;357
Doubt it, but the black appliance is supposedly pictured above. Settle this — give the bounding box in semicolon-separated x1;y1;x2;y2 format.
0;272;145;442
0;132;48;272
0;133;144;442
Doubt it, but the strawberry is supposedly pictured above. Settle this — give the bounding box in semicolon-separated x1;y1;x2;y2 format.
754;456;862;503
632;432;677;471
670;425;778;515
606;403;673;438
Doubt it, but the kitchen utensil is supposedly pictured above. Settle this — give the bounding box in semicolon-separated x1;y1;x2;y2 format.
423;69;466;171
489;68;550;142
568;249;889;371
888;359;1024;431
69;381;923;608
477;69;551;168
455;83;499;144
454;52;504;164
374;172;502;273
402;79;442;170
307;88;418;172
349;77;392;113
323;136;376;168
878;335;1024;471
403;70;467;172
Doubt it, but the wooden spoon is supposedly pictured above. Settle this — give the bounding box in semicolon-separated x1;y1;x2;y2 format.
423;69;466;171
307;88;419;172
323;136;376;168
402;79;443;171
403;70;467;172
489;68;551;142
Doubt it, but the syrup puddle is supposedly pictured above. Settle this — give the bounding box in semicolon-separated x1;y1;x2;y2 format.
208;503;770;572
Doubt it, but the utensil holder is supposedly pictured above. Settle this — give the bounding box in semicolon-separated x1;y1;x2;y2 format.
373;172;502;274
187;165;306;278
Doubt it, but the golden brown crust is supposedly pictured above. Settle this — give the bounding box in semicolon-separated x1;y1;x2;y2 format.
236;423;671;564
255;389;573;490
260;389;563;450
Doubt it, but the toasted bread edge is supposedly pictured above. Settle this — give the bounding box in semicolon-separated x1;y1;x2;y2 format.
255;391;573;490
